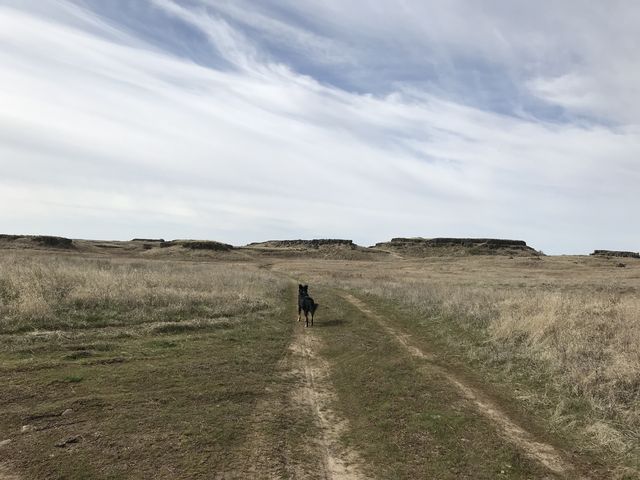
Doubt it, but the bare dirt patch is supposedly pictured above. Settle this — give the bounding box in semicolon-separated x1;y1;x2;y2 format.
239;296;369;480
292;328;367;480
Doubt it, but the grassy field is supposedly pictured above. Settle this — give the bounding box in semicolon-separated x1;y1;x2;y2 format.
1;247;639;479
0;252;299;479
279;254;640;478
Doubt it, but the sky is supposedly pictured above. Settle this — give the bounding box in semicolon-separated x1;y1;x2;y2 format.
1;1;639;254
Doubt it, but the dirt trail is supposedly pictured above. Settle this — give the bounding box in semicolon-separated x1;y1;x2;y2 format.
290;325;368;480
341;292;586;480
242;293;368;480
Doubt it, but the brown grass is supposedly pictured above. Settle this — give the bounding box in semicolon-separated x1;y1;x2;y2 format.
3;247;640;477
0;253;276;333
365;282;639;449
0;251;296;479
278;255;640;466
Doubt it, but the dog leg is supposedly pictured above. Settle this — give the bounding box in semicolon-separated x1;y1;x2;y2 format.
297;306;301;322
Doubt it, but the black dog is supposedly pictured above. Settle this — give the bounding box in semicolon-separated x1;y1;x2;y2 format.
298;284;318;327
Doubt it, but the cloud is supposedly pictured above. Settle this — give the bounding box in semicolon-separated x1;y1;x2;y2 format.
197;0;352;65
0;1;639;253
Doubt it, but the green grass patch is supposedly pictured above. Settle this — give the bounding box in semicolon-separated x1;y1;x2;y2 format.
146;339;178;349
64;350;93;360
152;320;233;334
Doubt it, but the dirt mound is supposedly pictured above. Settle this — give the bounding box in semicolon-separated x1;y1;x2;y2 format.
591;250;639;259
0;234;74;249
159;240;233;251
374;237;539;257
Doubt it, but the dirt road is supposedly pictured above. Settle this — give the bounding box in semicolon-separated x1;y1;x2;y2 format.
242;289;368;480
292;326;368;480
340;292;585;479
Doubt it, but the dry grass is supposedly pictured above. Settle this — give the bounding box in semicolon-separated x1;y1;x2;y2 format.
365;281;639;447
280;255;640;465
0;251;295;479
4;247;640;476
0;253;277;333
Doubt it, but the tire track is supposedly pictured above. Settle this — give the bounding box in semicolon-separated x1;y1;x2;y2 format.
341;292;587;480
290;325;368;480
242;288;368;480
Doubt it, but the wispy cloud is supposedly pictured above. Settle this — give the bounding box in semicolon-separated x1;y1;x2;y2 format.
0;0;639;253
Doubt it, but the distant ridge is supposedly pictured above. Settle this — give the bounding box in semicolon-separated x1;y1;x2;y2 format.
0;234;74;249
160;240;233;251
247;239;355;249
591;250;639;259
0;234;569;258
373;237;539;257
244;238;383;260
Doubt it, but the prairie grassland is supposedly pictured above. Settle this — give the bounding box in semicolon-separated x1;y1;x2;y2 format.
0;251;296;479
0;252;275;333
280;255;640;468
3;248;640;478
304;285;555;479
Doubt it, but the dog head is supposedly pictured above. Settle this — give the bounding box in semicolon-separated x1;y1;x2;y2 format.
298;284;309;296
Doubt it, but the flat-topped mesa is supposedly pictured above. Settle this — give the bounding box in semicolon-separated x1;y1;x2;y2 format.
591;250;640;259
0;234;74;249
247;239;356;249
131;238;165;242
374;237;538;256
160;239;233;251
389;238;528;247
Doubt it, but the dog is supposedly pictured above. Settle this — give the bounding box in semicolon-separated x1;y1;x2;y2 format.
298;284;318;327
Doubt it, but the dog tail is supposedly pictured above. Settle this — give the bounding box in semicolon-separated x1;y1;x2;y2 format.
311;302;319;314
